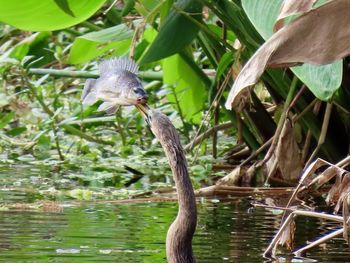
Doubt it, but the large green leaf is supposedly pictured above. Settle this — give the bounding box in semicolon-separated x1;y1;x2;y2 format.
242;0;342;101
0;0;106;31
163;54;207;124
140;0;203;65
67;24;134;64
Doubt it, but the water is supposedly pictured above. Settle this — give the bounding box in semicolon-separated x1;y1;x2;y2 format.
0;165;350;262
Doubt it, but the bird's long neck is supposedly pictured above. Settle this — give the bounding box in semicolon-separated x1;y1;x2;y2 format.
149;110;197;263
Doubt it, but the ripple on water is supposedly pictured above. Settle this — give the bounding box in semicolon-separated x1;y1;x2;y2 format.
0;167;349;262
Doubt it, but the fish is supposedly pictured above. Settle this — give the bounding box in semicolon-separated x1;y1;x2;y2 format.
81;57;148;114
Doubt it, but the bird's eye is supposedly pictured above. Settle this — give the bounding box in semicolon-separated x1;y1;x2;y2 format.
133;87;140;94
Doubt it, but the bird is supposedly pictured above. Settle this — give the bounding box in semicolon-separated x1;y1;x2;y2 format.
81;57;197;262
137;104;197;263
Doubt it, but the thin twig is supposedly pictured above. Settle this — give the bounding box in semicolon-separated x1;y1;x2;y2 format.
337;155;350;168
287;85;306;113
292;98;318;124
190;68;232;156
306;103;333;166
264;212;296;257
184;122;233;151
53;128;64;161
240;137;273;167
264;76;299;169
213;102;220;158
300;100;321;163
294;228;343;257
264;209;344;257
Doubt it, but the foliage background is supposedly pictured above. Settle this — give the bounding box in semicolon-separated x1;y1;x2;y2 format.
0;0;349;193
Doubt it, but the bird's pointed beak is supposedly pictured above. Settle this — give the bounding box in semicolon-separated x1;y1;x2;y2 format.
135;103;150;125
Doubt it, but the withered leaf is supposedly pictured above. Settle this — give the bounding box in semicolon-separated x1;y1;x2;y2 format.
216;166;248;186
274;0;317;31
226;0;350;110
342;193;350;244
332;173;350;213
265;119;303;182
278;217;296;250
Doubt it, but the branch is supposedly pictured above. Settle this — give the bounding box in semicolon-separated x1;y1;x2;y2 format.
185;122;233;151
28;68;163;80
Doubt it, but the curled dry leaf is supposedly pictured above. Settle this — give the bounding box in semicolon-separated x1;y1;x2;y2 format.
225;0;350;110
299;158;330;186
265;119;303;182
342;193;350;244
332;173;350;213
278;217;296;250
216;165;248;186
274;0;317;31
311;165;344;189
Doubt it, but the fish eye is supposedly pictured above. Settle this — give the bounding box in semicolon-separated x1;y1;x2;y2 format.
133;87;143;94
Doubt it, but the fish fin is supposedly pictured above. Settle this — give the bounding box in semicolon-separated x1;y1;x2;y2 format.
82;92;98;106
97;102;119;114
98;57;139;76
106;105;120;115
81;79;96;100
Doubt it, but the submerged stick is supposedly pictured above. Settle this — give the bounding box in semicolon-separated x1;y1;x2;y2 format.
264;208;344;257
294;228;343;257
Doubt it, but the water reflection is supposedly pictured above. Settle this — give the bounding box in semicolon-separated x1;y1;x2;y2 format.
0;201;349;262
0;166;349;262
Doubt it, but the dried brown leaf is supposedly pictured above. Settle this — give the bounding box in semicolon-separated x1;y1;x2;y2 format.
226;0;350;110
241;164;257;186
216;166;246;186
299;158;330;186
342;193;350;244
265;119;303;181
274;0;317;31
278;218;296;250
312;165;343;188
333;173;350;213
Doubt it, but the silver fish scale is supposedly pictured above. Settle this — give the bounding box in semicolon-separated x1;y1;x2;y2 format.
81;57;147;111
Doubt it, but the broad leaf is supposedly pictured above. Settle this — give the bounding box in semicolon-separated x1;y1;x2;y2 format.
68;24;134;64
163;54;207;124
140;0;203;64
227;0;343;109
275;0;317;31
0;0;106;31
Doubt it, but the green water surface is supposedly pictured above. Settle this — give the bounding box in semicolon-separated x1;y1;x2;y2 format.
0;165;349;262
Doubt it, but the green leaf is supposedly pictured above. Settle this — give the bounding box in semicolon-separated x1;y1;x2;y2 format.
292;62;342;101
6;127;27;137
140;0;203;64
0;112;15;129
121;0;136;16
163;54;207;124
242;0;342;101
68;24;134;64
54;0;76;17
216;51;234;82
0;0;106;31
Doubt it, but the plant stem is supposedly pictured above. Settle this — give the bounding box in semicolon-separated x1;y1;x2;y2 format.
264;76;299;164
28;68;163;80
80;21;103;31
